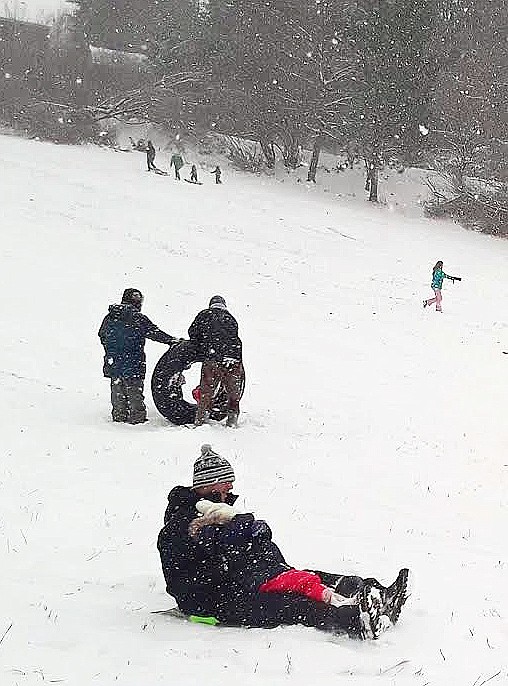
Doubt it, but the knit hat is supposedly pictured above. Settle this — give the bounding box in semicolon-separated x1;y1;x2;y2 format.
192;444;235;489
209;295;227;309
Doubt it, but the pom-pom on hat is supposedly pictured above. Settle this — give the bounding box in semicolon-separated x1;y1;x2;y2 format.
192;444;235;489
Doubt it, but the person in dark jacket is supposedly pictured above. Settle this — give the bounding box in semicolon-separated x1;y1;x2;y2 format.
157;444;409;639
170;153;184;180
146;140;156;171
98;288;178;424
188;295;244;427
211;165;222;184
190;164;198;183
189;500;359;609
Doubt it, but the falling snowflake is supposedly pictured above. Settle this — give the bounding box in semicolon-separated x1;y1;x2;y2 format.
418;124;429;136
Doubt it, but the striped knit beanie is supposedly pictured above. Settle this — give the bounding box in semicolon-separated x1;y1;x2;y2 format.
192;444;235;489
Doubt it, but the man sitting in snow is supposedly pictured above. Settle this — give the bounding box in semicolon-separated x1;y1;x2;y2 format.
157;444;409;639
98;288;178;424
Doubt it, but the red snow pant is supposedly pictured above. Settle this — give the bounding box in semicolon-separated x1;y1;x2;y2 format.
259;569;328;603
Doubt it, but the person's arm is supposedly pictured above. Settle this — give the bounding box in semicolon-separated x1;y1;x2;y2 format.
142;315;178;345
444;272;462;283
193;513;258;553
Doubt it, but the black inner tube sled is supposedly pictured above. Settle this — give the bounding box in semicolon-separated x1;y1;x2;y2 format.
151;340;245;425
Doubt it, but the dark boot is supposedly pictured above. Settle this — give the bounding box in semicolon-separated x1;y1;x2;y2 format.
359;584;391;639
125;379;147;424
383;568;409;624
110;378;128;422
226;411;239;428
194;406;210;426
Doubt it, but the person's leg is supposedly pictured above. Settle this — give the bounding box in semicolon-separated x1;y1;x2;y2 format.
222;361;244;426
259;569;329;603
125;378;147;424
176;169;181;180
110;378;128;421
215;590;364;637
259;569;359;608
307;570;365;597
435;288;442;311
196;361;219;425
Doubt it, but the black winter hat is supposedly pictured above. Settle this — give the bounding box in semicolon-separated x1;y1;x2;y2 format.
122;288;143;309
192;444;235;489
209;295;226;309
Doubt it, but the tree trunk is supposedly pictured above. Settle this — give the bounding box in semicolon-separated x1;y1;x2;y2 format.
307;135;322;182
365;157;379;202
260;137;276;168
283;130;301;169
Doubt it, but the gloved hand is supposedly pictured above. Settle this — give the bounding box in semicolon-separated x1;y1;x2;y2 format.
455;277;462;282
169;337;186;347
196;499;239;520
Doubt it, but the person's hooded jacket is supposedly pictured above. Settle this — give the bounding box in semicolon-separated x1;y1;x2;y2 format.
98;295;176;379
188;297;242;363
157;486;288;615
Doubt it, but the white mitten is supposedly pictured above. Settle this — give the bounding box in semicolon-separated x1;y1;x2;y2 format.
196;500;238;520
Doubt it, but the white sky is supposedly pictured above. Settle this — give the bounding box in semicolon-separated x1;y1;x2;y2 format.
2;0;68;22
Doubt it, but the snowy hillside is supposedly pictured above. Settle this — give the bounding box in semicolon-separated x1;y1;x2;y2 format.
1;133;507;686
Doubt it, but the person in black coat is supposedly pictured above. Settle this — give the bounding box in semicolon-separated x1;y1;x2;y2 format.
188;295;244;427
157;444;409;638
98;288;178;424
146;141;156;171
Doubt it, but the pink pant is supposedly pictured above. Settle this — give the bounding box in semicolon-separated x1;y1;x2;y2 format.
426;288;442;311
259;569;327;603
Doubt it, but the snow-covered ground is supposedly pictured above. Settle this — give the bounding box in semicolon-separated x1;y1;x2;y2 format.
1;133;507;686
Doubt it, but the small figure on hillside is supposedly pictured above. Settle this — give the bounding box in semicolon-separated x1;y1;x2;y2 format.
190;164;198;183
423;260;462;312
211;165;222;184
170;152;184;180
146;140;157;171
98;288;179;424
188;295;243;427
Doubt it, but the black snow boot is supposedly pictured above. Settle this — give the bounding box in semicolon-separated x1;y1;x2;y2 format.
383;568;409;624
359;584;390;639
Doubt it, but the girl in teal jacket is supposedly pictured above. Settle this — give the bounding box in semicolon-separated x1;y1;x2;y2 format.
423;261;461;311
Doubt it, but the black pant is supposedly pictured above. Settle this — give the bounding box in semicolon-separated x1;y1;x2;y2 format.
175;573;371;638
174;168;181;180
147;153;156;171
222;591;362;636
110;377;146;423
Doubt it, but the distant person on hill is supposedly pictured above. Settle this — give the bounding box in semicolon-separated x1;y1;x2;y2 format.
146;140;157;171
170;152;184;180
190;164;198;183
188;295;243;427
211;165;222;184
423;261;461;312
98;288;179;424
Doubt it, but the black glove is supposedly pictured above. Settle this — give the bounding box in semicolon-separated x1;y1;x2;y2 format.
454;277;462;283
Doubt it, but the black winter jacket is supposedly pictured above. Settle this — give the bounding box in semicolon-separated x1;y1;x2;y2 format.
188;307;242;363
98;304;175;379
158;486;242;614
